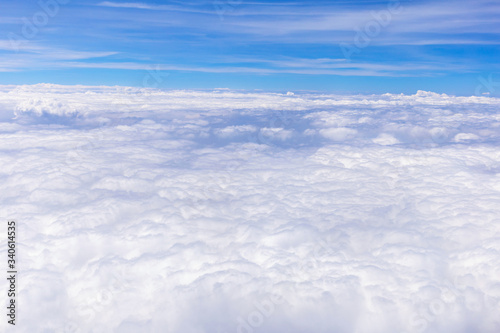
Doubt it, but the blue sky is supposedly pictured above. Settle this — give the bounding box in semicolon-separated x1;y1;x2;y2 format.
1;0;499;95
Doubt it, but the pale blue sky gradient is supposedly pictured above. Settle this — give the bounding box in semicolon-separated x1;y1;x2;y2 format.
1;0;499;95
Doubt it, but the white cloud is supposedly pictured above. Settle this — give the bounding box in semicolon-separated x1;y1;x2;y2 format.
215;125;258;138
453;133;481;142
319;127;357;141
0;85;500;332
259;127;293;141
372;133;400;145
14;97;83;117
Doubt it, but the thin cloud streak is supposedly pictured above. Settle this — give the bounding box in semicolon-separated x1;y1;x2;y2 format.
56;61;450;77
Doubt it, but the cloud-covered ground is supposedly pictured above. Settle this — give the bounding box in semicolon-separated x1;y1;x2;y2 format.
1;84;500;332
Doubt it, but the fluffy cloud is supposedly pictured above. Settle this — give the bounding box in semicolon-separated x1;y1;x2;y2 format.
0;84;500;332
319;127;357;141
215;125;258;138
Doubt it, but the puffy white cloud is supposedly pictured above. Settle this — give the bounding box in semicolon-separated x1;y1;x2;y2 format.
259;127;294;141
0;84;500;332
453;132;481;142
215;125;258;138
372;133;400;145
319;127;357;141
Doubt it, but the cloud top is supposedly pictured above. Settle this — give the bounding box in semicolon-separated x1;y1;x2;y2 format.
0;85;499;332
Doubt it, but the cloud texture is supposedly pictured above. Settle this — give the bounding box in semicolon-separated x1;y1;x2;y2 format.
1;84;500;332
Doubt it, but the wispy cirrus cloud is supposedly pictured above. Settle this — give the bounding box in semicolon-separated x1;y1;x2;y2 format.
46;59;462;77
0;0;499;91
0;44;118;72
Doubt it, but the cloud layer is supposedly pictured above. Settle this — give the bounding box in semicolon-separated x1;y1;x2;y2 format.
1;84;500;332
